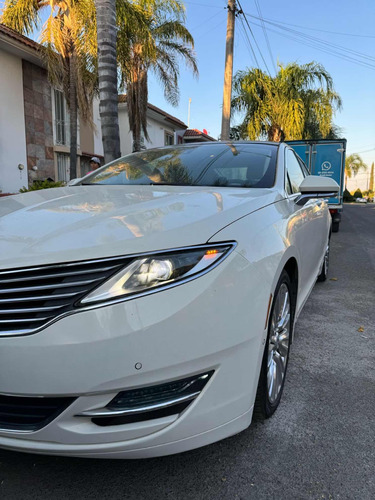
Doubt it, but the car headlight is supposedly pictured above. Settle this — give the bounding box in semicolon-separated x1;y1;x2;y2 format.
80;243;235;305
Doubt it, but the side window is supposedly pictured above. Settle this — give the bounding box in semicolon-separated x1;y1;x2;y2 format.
285;149;305;194
298;157;309;176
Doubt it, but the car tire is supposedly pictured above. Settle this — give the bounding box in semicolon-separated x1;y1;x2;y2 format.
332;221;339;233
254;270;293;420
317;237;330;282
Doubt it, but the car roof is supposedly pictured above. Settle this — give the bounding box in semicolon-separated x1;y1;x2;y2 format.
175;141;281;147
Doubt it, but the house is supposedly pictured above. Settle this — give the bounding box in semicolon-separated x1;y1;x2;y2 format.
180;128;216;143
118;95;188;152
0;24;104;193
0;24;201;194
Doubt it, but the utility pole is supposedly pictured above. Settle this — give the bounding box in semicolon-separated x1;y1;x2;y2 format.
187;97;192;128
221;0;236;141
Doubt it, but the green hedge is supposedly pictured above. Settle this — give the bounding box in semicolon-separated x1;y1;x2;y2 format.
20;180;65;193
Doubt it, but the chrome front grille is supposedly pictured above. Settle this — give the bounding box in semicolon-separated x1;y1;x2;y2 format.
0;257;132;336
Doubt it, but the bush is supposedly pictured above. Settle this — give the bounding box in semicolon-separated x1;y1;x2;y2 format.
352;188;363;199
343;188;354;202
20;180;65;193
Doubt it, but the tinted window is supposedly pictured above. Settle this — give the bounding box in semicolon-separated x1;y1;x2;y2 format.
84;143;278;188
286;149;305;194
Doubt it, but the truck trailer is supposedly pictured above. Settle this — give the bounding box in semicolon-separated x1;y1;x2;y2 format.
287;139;346;232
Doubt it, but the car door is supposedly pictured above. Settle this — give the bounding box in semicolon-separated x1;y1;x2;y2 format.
284;148;326;302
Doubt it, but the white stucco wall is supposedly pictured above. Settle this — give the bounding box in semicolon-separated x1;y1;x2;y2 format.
0;50;28;193
118;106;133;156
144;116;175;149
92;97;104;157
118;105;176;156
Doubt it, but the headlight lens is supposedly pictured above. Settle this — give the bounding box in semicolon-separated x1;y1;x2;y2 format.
80;243;235;305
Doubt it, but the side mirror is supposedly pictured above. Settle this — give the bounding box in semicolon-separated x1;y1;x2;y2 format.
296;175;339;206
68;178;82;186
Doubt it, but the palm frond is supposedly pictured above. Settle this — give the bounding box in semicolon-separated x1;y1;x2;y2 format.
232;61;342;141
1;0;44;34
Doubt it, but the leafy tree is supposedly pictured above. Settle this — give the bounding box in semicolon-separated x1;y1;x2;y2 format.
345;153;367;189
353;188;363;199
231;62;342;141
2;0;98;179
118;0;198;152
229;125;246;141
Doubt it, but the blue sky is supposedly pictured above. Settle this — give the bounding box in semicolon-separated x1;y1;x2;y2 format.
2;0;375;184
148;0;375;180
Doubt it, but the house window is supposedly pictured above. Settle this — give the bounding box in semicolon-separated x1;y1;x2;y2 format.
165;132;174;146
57;153;70;182
54;89;69;145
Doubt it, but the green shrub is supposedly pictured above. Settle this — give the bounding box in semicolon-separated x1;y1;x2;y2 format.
20;180;65;193
343;188;354;202
352;188;363;199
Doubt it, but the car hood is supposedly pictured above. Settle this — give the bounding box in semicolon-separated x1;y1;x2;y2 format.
0;185;281;269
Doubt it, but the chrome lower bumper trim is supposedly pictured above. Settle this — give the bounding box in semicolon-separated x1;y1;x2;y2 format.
76;391;200;418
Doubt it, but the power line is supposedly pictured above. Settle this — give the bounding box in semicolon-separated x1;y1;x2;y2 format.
249;15;375;39
244;16;375;71
244;13;375;67
190;9;223;32
237;0;271;75
355;148;375;154
184;1;223;9
238;15;259;67
194;17;227;40
253;0;277;74
186;1;375;39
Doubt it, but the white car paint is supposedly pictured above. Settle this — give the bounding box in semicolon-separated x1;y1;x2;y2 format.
0;142;332;458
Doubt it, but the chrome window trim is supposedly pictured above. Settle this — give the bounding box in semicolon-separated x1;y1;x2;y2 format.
0;242;237;338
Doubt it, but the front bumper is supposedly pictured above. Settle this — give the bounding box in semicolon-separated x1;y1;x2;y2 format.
0;251;268;458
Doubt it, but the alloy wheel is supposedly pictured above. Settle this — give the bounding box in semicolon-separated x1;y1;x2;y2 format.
267;283;291;404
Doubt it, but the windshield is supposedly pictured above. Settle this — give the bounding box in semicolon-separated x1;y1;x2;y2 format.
83;143;278;188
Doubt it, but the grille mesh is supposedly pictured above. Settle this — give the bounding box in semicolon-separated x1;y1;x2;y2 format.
0;257;132;335
0;394;75;431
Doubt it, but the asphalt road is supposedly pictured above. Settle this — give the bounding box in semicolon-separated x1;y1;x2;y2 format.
0;203;374;500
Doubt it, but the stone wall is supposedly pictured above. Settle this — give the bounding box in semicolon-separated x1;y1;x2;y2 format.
22;60;54;183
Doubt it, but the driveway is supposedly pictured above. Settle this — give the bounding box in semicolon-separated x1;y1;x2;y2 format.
0;203;374;500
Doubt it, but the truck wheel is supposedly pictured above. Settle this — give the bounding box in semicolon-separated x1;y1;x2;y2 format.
332;221;339;233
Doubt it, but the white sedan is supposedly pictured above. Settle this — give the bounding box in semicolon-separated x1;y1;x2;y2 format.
0;142;338;458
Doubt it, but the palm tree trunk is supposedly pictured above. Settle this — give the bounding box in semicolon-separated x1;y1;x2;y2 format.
69;53;78;179
129;46;148;153
268;125;284;142
133;120;142;152
96;0;121;163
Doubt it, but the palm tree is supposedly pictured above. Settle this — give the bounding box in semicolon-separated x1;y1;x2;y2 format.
232;62;342;142
2;0;97;178
95;0;121;163
118;0;198;152
345;154;367;189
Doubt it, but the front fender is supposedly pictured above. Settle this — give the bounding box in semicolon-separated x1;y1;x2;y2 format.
209;202;303;315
